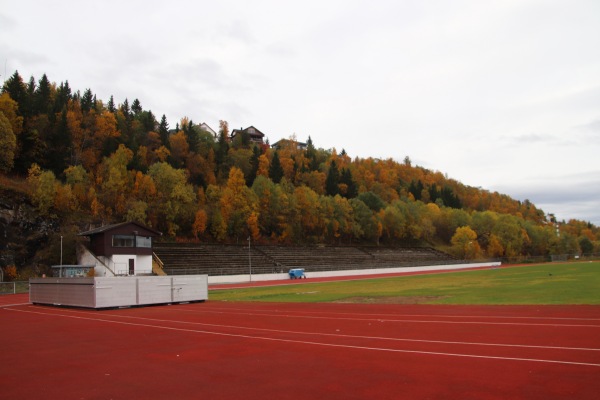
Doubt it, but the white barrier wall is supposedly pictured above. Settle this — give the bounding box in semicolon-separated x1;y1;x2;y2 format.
208;262;502;285
30;275;208;308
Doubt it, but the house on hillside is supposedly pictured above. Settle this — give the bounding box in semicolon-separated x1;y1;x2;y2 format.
77;222;162;276
272;138;307;151
230;126;265;145
199;122;217;138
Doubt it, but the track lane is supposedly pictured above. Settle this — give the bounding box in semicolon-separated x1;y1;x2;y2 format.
2;300;600;399
5;303;600;368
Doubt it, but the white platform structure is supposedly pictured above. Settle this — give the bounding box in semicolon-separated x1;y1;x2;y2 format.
29;275;208;309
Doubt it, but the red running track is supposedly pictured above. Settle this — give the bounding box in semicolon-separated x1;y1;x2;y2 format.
1;297;599;399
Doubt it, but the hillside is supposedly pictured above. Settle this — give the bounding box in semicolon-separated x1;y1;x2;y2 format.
1;71;598;277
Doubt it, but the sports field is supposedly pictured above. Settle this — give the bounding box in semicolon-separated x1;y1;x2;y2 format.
1;262;599;399
211;262;600;304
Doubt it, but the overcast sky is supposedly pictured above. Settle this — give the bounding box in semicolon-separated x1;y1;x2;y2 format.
2;0;599;225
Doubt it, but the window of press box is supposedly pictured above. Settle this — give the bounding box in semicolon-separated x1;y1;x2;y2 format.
136;236;152;248
113;235;134;247
112;235;151;248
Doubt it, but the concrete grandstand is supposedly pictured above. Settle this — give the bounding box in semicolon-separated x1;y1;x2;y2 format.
153;243;458;277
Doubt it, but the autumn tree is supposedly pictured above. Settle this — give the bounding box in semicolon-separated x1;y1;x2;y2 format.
349;198;377;243
64;165;90;209
27;164;57;215
97;144;134;218
0;111;16;172
147;162;197;235
192;209;208;239
294;185;322;241
486;234;504;258
220;167;258;241
252;175;284;238
205;184;226;240
330;195;353;243
0;93;24;137
381;205;406;241
257;153;270;178
80;110;120;170
491;214;530;257
168;130;189;168
451;226;481;259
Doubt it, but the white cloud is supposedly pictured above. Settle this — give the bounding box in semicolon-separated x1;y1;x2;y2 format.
3;0;600;224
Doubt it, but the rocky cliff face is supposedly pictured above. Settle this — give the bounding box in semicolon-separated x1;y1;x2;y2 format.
0;187;59;276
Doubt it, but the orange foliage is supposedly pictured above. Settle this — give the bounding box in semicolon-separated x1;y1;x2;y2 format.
3;265;18;281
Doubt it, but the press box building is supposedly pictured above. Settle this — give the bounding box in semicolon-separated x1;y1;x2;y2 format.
78;221;162;276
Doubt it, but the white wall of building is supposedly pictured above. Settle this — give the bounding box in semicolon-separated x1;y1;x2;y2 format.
112;254;152;275
78;246;153;276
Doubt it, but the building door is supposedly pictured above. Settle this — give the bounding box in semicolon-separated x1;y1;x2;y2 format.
128;259;135;275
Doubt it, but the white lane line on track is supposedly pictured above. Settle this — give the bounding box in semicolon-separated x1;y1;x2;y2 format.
166;308;600;328
191;306;600;322
38;306;600;353
0;303;30;308
6;307;600;368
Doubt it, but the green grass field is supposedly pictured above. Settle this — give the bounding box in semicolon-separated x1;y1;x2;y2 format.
209;262;600;305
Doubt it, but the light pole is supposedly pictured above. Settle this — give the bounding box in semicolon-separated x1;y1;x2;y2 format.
248;236;252;282
60;235;63;266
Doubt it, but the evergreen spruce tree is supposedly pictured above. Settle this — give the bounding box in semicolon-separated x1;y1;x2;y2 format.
53;81;72;113
441;186;462;208
429;183;439;203
247;145;261;186
25;76;36;117
47;107;72;175
305;135;319;170
107;95;116;113
81;88;94;113
409;180;424;200
340;168;358;198
138;110;157;133
269;151;284;183
131;98;142;115
158;114;170;147
186;119;199;153
34;74;52;115
216;126;229;166
121;98;131;119
325;159;340;196
2;71;28;116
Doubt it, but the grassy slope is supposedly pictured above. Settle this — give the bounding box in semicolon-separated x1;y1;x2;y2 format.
209;262;600;305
